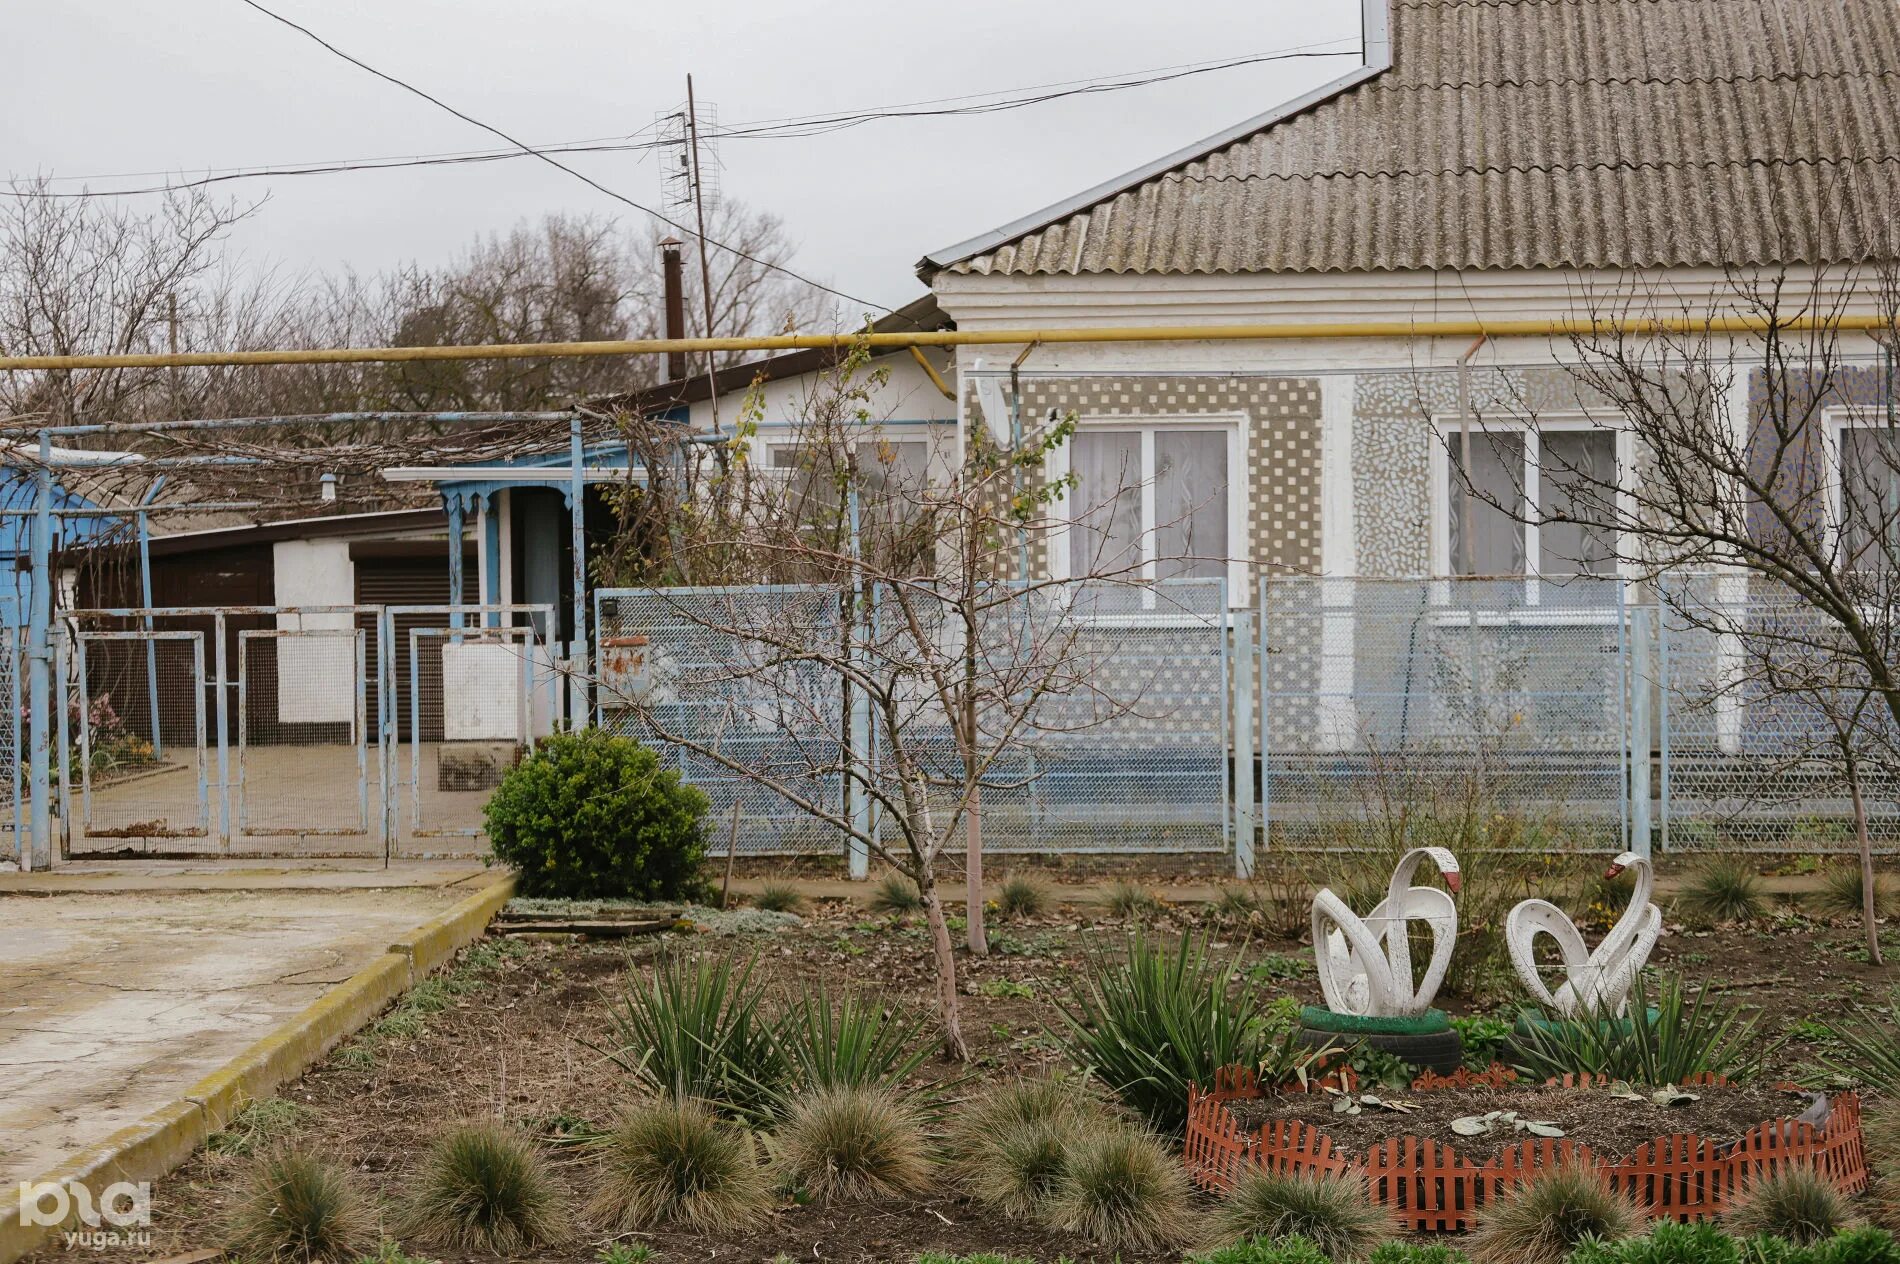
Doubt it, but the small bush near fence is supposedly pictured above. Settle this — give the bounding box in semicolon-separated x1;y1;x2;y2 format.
483;729;709;900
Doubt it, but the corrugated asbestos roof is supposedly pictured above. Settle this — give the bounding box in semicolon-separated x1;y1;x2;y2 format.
933;0;1900;276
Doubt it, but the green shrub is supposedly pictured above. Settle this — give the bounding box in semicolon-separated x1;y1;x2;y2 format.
1678;858;1768;925
997;874;1052;919
1367;1244;1473;1264
1571;1220;1743;1264
1187;1235;1335;1264
773;983;931;1101
483;729;708;900
752;882;805;914
775;1085;932;1202
1725;1167;1856;1246
599;950;786;1118
404;1123;565;1253
590;1101;771;1232
226;1150;377;1264
1467;1165;1642;1264
868;872;923;915
1450;1014;1513;1071
1044;1125;1192;1250
1511;973;1778;1086
1211;1171;1393;1261
1053;929;1318;1133
1573;1222;1900;1264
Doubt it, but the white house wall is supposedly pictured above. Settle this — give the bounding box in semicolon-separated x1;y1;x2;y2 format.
684;347;958;435
935;265;1896;581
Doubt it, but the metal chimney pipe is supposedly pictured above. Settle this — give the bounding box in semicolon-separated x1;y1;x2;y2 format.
660;236;687;382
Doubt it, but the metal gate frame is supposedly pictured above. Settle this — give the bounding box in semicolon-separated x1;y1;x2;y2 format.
236;626;371;836
383;604;557;844
68;627;210;841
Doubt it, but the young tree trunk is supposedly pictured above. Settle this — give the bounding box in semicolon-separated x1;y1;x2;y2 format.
1847;758;1883;966
917;871;972;1060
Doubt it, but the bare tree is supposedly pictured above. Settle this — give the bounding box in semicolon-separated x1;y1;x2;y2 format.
593;342;1194;1060
1449;262;1900;953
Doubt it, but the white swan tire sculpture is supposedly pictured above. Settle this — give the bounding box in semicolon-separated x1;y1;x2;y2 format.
1310;846;1462;1021
1506;851;1662;1020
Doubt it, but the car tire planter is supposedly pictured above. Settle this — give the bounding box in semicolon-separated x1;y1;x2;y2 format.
1296;1005;1464;1076
1183;1065;1870;1233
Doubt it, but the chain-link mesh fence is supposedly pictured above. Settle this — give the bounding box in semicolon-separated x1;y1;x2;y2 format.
1660;573;1900;852
66;627;211;846
595;587;849;856
1262;576;1629;852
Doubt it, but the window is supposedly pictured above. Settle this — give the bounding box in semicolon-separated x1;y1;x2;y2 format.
768;437;935;573
1837;423;1900;568
1065;425;1232;582
1441;424;1617;577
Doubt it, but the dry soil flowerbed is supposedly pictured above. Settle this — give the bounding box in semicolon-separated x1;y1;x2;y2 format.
1225;1080;1818;1162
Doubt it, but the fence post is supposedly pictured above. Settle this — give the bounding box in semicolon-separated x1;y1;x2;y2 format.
213;611;231;851
845;491;869;881
1232;606;1256;878
1628;602;1653;859
25;430;51;870
568;413;588;729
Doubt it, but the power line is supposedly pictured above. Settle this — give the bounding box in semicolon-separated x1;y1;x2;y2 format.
227;0;897;318
11;40;1360;200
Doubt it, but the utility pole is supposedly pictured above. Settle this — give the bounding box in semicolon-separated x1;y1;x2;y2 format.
685;75;723;435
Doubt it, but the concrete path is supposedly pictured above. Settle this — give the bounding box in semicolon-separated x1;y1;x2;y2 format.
0;860;485;1192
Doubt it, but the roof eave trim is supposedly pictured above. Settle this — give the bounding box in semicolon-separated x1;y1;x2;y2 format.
916;0;1392;279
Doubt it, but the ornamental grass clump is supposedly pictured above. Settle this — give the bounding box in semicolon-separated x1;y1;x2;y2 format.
775;1084;932;1202
772;983;932;1101
1510;972;1777;1086
225;1150;377;1264
1044;1125;1192;1250
1814;865;1898;921
404;1123;565;1253
1211;1171;1394;1261
868;872;923;915
590;1102;771;1232
997;873;1052;919
948;1077;1111;1219
751;881;805;914
1724;1166;1857;1246
598;949;786;1118
1054;929;1317;1133
1467;1165;1642;1264
1678;858;1768;925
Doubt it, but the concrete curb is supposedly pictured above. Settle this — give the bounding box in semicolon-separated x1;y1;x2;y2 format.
0;873;516;1264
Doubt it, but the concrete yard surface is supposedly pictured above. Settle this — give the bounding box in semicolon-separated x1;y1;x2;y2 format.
0;861;487;1192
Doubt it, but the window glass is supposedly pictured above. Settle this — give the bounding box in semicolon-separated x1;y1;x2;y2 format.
1154;430;1229;580
1448;432;1524;575
1841;426;1900;568
1069;430;1142;578
1540;430;1618;576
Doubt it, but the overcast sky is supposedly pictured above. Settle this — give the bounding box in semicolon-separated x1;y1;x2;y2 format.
6;1;1363;316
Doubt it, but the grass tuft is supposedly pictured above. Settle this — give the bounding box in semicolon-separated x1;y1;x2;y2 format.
590;1101;772;1232
1812;864;1898;921
1723;1165;1856;1245
751;882;805;914
775;1084;933;1202
226;1149;377;1264
1467;1165;1641;1264
1211;1171;1395;1261
1101;879;1162;918
1211;886;1262;924
868;872;924;915
404;1123;565;1253
598;949;786;1118
772;983;932;1101
207;1097;308;1157
1043;1125;1192;1250
996;874;1052;920
1677;857;1767;925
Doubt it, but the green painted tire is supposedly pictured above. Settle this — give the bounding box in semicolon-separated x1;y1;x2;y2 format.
1298;1006;1453;1036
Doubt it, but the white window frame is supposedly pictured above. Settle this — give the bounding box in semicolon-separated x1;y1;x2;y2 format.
1823;407;1900;562
1046;413;1250;605
1427;411;1633;612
